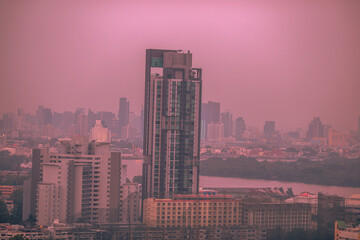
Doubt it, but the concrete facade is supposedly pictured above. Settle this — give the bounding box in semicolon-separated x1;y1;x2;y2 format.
26;137;123;226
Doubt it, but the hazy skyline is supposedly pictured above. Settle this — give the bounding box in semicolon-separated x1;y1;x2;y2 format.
1;0;359;131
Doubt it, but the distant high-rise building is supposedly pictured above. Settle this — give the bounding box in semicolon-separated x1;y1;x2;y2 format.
118;98;129;136
140;108;144;138
221;111;233;138
42;108;52;127
235;117;246;141
264;121;275;139
52;112;63;128
87;109;96;130
36;106;52;127
207;122;224;140
96;111;115;130
90;120;111;142
41;124;56;138
62;111;75;131
142;49;202;199
36;106;44;127
2;113;15;130
77;112;88;136
306;117;324;140
67;124;80;137
201;101;220;139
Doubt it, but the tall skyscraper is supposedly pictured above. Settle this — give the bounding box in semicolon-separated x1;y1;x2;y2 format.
118;98;129;136
142;49;202;199
306;117;324;140
77;112;88;136
264;121;276;139
36;106;52;128
235;117;246;141
221;111;233;138
201;101;220;139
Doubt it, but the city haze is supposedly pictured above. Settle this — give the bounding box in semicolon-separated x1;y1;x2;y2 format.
1;0;360;131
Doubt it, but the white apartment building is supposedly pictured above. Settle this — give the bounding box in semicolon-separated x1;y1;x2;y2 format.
34;137;122;226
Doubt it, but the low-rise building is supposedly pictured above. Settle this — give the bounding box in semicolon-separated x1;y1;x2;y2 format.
242;202;312;232
346;194;360;224
143;195;242;228
335;221;360;240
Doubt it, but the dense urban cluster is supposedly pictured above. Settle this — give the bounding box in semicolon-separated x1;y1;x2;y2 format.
0;49;359;240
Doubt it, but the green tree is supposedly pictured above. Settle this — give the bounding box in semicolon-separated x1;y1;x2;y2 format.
9;235;29;240
132;175;142;184
0;151;27;171
25;214;36;228
0;200;11;223
11;189;23;224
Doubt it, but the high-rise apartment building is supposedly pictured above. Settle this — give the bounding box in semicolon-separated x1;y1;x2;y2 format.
24;137;123;226
118;98;129;136
235;117;246;141
142;49;202;199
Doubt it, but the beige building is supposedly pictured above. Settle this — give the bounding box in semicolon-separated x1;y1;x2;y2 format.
121;183;141;224
335;221;360;240
328;129;348;146
90;120;111;143
29;137;122;226
346;194;360;226
143;195;242;228
207;122;224;141
242;202;312;232
143;194;312;234
285;192;318;229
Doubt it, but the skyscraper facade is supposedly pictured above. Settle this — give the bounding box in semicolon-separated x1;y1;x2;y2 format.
118;98;129;136
264;121;276;139
221;111;233;138
306;117;324;140
24;137;122;226
201;101;220;139
142;49;202;199
235;117;246;141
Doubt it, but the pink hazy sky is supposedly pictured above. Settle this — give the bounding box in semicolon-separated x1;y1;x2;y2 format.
0;0;359;131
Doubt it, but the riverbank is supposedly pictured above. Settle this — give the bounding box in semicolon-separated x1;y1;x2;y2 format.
200;156;360;188
199;176;360;197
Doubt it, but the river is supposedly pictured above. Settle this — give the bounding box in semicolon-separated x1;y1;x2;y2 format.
122;159;360;197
